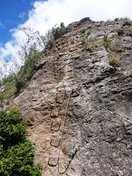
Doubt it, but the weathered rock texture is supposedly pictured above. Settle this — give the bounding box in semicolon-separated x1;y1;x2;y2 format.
13;18;132;176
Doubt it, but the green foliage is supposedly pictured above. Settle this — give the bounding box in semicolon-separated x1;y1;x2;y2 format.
0;48;42;98
0;108;41;176
103;37;113;50
53;22;65;40
2;75;14;85
0;22;65;100
0;74;16;102
18;48;41;80
43;22;66;48
103;36;124;53
0;141;41;176
15;47;41;94
0;107;26;148
0;93;4;103
15;79;26;95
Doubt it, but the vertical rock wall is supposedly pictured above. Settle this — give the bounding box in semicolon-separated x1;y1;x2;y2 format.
13;18;132;176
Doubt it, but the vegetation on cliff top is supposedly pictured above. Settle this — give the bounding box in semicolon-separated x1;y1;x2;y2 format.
0;23;66;103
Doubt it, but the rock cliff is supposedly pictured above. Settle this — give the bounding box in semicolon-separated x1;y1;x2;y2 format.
13;18;132;176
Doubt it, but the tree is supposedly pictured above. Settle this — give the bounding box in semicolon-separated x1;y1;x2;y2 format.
0;107;41;176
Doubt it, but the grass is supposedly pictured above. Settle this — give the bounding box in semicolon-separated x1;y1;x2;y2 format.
108;52;120;68
84;38;97;51
103;37;113;50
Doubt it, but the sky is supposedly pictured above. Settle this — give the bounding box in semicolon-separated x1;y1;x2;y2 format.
0;0;34;44
0;0;132;78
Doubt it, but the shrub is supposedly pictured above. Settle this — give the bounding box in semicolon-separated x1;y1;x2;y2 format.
117;29;124;36
0;48;42;99
123;18;132;26
0;107;41;176
0;74;16;100
0;141;41;176
15;47;41;94
15;80;26;94
2;75;15;85
43;22;66;48
0;107;26;148
53;22;65;40
0;23;65;100
0;93;4;103
18;48;41;80
103;37;113;50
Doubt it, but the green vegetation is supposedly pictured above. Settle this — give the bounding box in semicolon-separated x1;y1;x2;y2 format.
42;22;66;48
0;93;4;104
83;36;121;68
0;75;16;103
53;22;65;40
15;47;42;94
0;47;42;101
123;18;132;26
103;36;114;50
0;22;66;102
103;36;124;53
0;107;41;176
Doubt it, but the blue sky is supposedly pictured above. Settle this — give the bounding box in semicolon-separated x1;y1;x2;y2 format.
0;0;36;44
0;0;132;79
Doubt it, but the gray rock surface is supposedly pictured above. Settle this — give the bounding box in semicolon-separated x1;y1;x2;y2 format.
12;18;132;176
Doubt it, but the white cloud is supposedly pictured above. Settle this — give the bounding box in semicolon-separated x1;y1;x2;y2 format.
0;0;132;79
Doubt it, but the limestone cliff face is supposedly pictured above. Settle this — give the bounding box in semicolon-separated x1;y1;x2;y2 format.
13;18;132;176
